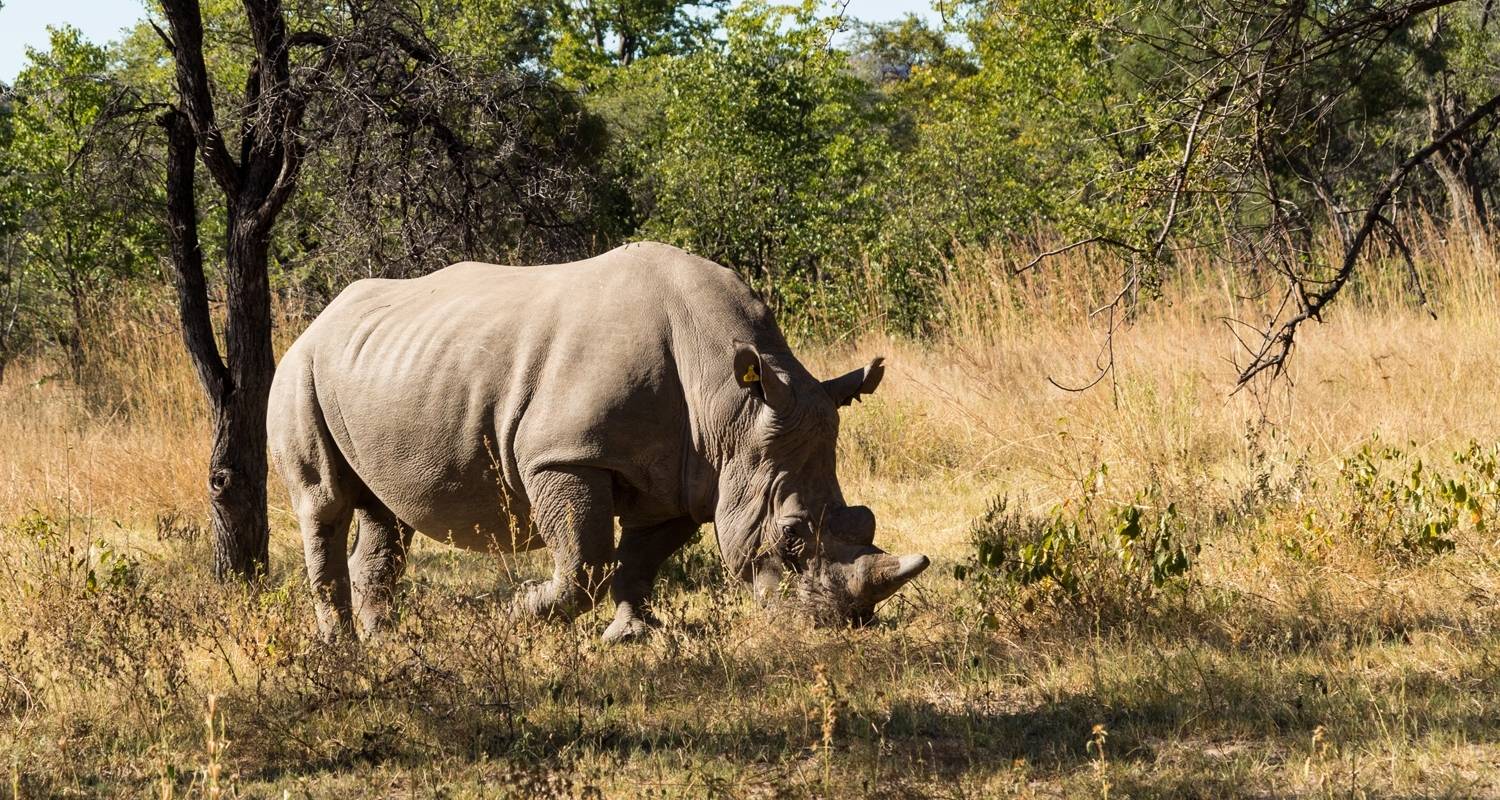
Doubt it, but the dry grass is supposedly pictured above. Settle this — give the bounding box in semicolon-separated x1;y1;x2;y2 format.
3;226;1500;797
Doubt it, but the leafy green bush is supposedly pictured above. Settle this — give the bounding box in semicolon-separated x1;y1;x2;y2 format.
631;2;893;308
1317;438;1500;559
955;467;1197;626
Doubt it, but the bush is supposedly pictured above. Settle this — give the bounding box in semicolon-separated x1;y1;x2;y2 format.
955;468;1197;627
1314;438;1500;559
596;1;902;333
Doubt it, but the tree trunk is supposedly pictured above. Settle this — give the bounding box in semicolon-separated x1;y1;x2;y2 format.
207;214;275;580
66;282;88;387
158;0;309;581
1429;87;1490;247
161;110;274;580
1;258;17;389
1432;149;1487;236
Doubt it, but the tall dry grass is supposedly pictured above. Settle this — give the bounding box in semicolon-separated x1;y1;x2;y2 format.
0;307;207;529
2;224;1500;797
814;218;1500;555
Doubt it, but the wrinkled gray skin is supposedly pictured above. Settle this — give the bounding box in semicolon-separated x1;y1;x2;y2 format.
268;241;929;642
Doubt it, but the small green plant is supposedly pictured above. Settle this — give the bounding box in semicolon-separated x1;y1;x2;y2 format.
955;494;1084;592
12;509;63;547
1112;503;1194;587
956;466;1197;621
87;538;140;594
1333;438;1500;558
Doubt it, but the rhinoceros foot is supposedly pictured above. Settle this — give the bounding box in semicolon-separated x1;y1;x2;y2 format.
602;604;659;644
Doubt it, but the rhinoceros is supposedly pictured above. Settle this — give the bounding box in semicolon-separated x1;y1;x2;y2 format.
268;241;929;642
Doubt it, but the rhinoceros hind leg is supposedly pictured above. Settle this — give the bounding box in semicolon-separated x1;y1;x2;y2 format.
297;497;356;643
604;517;700;643
349;498;414;637
516;467;616;621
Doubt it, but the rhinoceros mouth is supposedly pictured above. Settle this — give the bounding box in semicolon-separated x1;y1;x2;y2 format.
780;550;930;627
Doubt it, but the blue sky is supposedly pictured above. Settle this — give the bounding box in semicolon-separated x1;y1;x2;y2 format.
0;0;940;81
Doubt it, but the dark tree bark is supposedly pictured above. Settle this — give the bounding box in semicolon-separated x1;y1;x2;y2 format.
1425;13;1491;244
157;0;306;580
0;241;18;389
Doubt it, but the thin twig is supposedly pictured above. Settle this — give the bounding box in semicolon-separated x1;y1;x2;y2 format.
1375;212;1437;320
1014;236;1142;275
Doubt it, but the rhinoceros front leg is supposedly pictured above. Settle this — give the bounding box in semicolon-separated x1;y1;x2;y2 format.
517;467;616;621
604;517;700;643
349;500;414;637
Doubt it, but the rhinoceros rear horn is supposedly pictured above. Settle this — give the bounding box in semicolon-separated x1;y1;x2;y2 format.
829;504;876;546
865;552;930;605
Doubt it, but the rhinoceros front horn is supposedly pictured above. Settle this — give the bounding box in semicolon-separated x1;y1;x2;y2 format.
864;552;930;605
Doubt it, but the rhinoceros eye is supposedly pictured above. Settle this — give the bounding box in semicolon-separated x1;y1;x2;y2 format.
778;522;808;566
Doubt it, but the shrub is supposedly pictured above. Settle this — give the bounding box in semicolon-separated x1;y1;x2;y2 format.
955;466;1197;627
1319;438;1500;559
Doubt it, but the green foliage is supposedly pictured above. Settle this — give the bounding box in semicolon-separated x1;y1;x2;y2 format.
548;0;727;87
902;0;1124;238
1113;502;1193;587
1317;438;1500;559
429;0;558;70
959;495;1082;591
0;27;158;377
614;1;895;327
5;0;1500;368
956;466;1197;625
7;511;140;596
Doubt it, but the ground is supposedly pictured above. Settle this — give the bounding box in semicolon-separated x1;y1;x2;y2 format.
2;240;1499;798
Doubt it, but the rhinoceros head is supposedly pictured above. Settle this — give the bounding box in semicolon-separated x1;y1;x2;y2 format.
710;341;929;625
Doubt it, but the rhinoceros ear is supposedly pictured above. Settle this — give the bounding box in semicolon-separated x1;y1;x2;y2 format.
733;340;793;412
822;357;885;408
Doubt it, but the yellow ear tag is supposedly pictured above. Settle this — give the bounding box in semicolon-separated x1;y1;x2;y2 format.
741;363;760;383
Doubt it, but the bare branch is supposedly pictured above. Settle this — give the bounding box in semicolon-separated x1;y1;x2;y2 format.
1151;86;1230;262
1375;212;1437;320
158;0;240;194
149;19;176;53
158;108;230;402
1237;87;1500;386
1014;236;1142;275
